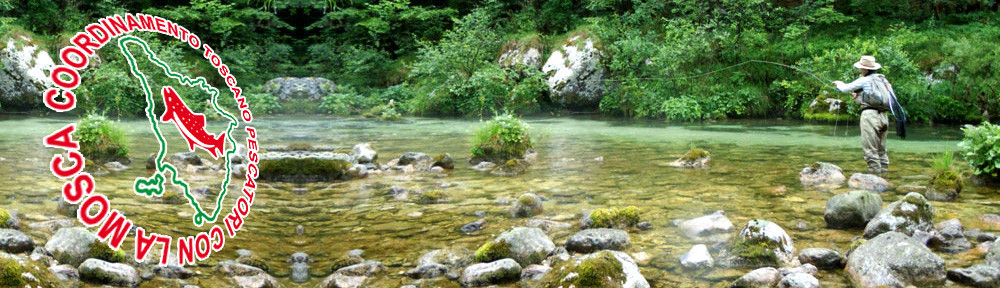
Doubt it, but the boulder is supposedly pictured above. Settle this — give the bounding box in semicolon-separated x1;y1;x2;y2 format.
778;273;820;288
679;210;734;238
926;170;962;201
797;248;844;269
541;36;604;108
398;152;432;167
539;251;649;288
416;247;472;279
349;143;377;164
0;228;33;253
44;227;98;266
824;190;882;229
431;153;454;170
48;264;79;281
320;272;365;288
471;161;496;172
849;173;891;193
947;264;1000;288
724;220;796;267
1;36;55;110
730;267;780;288
565;228;630;253
152;264;194;279
406;263;448;279
459;258;521;287
668;148;710;169
169;152;203;166
78;258;142;287
863;192;934;238
233;273;280;288
510;193;543;218
779;264;818;276
799;162;846;186
680;244;713;269
520;264;551;281
846;231;946;288
985;239;1000;267
494;227;554;266
933;219;971;253
498;42;542;69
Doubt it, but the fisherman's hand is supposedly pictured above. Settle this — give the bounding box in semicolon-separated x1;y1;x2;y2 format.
851;93;857;99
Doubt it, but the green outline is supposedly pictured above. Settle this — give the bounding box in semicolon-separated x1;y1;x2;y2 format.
119;35;238;227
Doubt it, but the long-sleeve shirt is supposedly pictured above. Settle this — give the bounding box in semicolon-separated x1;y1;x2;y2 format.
836;75;874;95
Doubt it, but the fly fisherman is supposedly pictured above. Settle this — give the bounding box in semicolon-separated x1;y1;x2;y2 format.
832;55;904;174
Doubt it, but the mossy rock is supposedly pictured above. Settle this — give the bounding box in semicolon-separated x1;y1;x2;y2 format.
77;115;130;162
0;256;26;287
539;251;625;288
681;149;710;161
470;113;533;163
431;153;455;170
330;255;364;273
589;206;641;229
90;242;130;263
0;208;14;229
474;240;511;263
927;170;963;201
511;193;543;217
237;254;271;272
418;191;447;204
727;237;781;267
258;154;352;183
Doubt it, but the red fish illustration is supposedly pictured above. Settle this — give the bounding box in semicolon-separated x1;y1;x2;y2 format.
160;86;226;159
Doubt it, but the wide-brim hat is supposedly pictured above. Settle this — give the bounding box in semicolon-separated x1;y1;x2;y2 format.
853;55;882;70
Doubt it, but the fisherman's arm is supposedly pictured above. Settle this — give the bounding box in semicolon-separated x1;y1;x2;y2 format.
833;78;865;93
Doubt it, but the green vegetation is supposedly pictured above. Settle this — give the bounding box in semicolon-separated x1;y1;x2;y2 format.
329;255;364;273
471;113;533;162
932;151;955;173
729;237;780;267
237;255;271;272
258;157;352;182
541;251;624;288
959;122;1000;180
77;114;129;161
362;103;403;121
0;208;10;229
90;242;130;263
681;148;710;161
418;190;446;204
474;239;511;263
589;206;641;229
0;256;25;287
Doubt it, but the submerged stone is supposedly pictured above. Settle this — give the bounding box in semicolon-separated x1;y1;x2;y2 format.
510;193;543;218
680;244;713;269
679;210;734;239
948;264;1000;288
848;173;891;193
824;190;882;229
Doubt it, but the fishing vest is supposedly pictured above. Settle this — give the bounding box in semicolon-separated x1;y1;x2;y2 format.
857;74;893;111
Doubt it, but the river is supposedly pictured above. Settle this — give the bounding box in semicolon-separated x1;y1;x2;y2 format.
0;115;994;287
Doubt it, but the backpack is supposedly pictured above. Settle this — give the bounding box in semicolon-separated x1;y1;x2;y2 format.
860;74;893;111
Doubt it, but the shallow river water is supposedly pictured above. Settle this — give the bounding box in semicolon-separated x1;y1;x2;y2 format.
0;115;996;287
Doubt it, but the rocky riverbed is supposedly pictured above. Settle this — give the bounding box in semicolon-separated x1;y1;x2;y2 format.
0;115;995;287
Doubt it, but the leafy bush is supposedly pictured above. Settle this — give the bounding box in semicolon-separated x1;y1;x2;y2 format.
249;92;282;115
959;122;1000;179
320;85;368;115
362;102;403;121
661;96;703;121
77;114;129;161
471;113;533;162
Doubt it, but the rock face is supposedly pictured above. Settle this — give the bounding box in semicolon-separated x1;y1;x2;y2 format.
846;231;946;288
1;36;55;110
79;258;142;287
45;227;98;266
459;258;521;287
494;227;555;266
824;190;882;229
726;220;796;267
799;162;846;186
797;248;844;269
731;267;780;288
679;210;734;239
541;36;604;108
540;251;649;288
863;192;935;238
263;77;334;102
947;264;1000;288
0;228;34;253
849;173;891;192
565;228;631;253
680;244;713;269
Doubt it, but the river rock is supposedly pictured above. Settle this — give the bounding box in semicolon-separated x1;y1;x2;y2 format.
263;77;334;102
350;143;377;164
510;193;543;217
863;192;934;238
679;210;734;238
79;258;142;287
1;36;55;109
799;162;846;185
104;161;128;172
849;173;891;192
152;263;194;279
407;263;448;279
797;248;844;269
779;264;818;276
233;273;281;288
525;219;572;233
460;219;486;234
416;247;472;279
460;258;521;287
540;250;649;288
726;219;796;266
846;231;946;288
778;273;820;288
45;227;98;266
398;152;432;167
471;161;496;172
824;190;882;229
520;264;551;281
0;228;33;253
541;36;604;108
169;152;203;166
730;267;780;288
934;219;971;253
948;264;1000;288
986;239;1000;267
27;219;75;233
431;153;454;170
288;252;313;283
565;228;630;253
320;272;366;288
49;264;79;280
495;227;554;265
680;244;713;269
217;261;267;277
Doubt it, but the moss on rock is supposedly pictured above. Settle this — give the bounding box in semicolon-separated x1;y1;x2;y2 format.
474;240;511;263
0;256;26;287
329;255;364;273
728;237;780;267
589;206;641;229
0;209;10;229
471;113;533;163
418;190;447;204
540;251;624;288
681;148;710;161
77;114;129;162
258;156;352;182
90;242;130;263
237;254;271;272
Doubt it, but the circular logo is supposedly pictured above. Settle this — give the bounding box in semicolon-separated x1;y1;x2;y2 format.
40;13;259;265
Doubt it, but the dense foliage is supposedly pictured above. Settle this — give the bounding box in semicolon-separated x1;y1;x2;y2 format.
959;121;1000;179
1;0;998;123
471;113;533;162
77;114;129;160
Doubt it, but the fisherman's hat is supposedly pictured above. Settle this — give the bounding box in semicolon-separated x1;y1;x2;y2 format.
853;55;882;70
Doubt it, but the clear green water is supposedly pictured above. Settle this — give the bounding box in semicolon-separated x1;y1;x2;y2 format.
0;115;996;287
